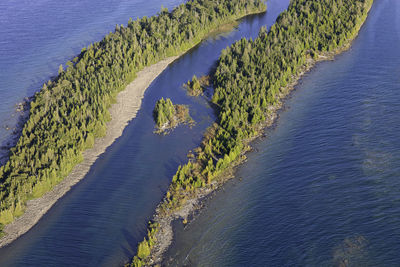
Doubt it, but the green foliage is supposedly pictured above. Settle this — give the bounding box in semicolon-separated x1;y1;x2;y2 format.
0;226;3;238
185;75;211;96
128;222;159;267
153;98;175;128
185;75;203;96
169;0;374;192
153;98;193;133
130;256;143;267
131;0;373;264
191;76;201;92
0;0;266;230
137;238;151;259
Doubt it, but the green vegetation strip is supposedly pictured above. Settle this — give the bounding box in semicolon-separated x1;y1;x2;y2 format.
0;0;266;231
130;0;373;265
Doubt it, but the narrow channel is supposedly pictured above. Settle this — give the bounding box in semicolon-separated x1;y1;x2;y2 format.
165;0;400;265
0;0;290;265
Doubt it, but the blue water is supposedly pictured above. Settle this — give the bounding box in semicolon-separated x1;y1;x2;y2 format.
165;0;400;266
0;0;185;152
0;0;291;266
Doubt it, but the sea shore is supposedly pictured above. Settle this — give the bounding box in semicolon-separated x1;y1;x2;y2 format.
0;5;269;250
142;8;373;265
0;56;179;248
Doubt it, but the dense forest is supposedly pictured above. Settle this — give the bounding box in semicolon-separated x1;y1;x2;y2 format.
0;0;266;230
130;0;373;265
153;98;192;133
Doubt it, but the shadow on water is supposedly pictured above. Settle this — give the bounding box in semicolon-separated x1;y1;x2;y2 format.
0;0;186;159
165;0;400;266
0;104;30;165
0;0;292;266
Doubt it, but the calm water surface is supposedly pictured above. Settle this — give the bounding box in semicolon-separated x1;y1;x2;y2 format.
0;0;185;152
166;0;400;266
0;0;290;266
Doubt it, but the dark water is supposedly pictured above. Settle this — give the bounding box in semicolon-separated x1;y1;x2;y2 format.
0;0;290;266
0;0;185;149
166;0;400;266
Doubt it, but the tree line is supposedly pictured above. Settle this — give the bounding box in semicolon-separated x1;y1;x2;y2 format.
0;0;266;229
130;0;374;265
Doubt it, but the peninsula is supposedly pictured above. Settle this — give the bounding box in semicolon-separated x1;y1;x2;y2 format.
0;0;267;246
129;0;374;266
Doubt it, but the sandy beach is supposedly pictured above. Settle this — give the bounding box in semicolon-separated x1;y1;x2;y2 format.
0;56;179;248
0;8;267;250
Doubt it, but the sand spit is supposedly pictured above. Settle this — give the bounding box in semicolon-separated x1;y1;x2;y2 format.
0;56;179;248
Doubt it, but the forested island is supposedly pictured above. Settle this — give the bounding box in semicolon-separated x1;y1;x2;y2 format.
184;75;210;96
153;98;193;134
0;0;266;238
130;0;374;265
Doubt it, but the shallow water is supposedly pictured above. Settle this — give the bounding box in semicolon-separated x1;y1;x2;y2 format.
0;0;291;266
165;0;400;266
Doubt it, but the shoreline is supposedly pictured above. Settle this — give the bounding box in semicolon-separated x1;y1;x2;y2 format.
0;5;268;250
142;5;373;265
148;60;339;266
0;56;179;248
143;64;294;266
